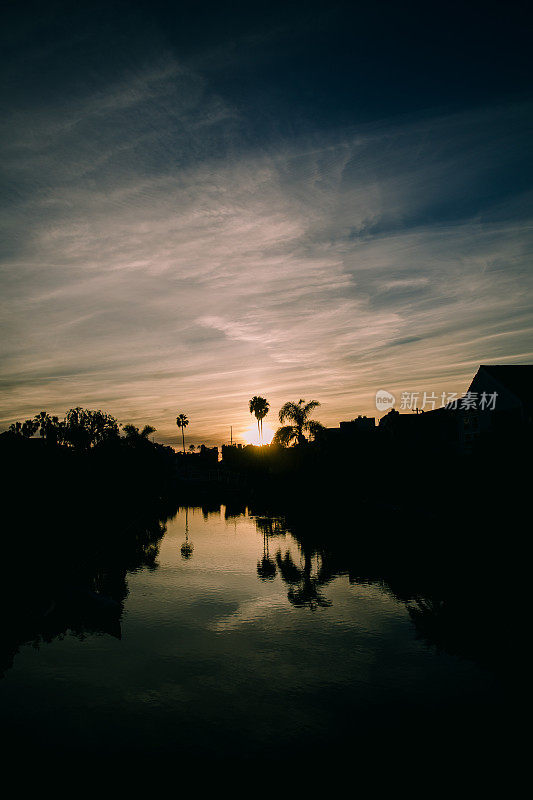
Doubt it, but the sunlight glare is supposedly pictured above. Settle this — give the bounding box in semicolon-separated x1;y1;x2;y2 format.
242;422;275;445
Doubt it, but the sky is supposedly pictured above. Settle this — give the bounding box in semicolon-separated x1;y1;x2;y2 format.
1;0;532;446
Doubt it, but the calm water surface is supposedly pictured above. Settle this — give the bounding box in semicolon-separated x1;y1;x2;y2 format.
1;506;501;757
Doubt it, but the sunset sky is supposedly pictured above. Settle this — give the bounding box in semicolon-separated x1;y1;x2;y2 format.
1;1;532;446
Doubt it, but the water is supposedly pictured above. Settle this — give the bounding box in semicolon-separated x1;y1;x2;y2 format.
0;506;503;759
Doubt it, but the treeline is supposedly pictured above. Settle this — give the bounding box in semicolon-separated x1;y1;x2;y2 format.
4;407;154;450
1;407;179;540
0;411;183;677
0;407;182;674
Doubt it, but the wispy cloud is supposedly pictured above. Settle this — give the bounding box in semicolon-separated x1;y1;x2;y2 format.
1;49;532;444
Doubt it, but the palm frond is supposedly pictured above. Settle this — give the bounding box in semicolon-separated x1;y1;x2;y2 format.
303;400;320;415
279;399;320;428
272;425;296;447
278;402;300;423
305;420;325;440
250;396;269;418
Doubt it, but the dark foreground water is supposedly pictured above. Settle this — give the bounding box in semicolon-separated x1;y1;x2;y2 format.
1;506;505;760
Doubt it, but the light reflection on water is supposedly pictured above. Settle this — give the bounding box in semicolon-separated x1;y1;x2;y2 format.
0;506;501;756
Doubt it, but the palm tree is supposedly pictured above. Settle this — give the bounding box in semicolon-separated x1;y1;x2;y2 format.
33;411;62;445
176;413;189;453
34;410;50;439
274;399;322;446
123;424;156;441
9;418;39;438
249;396;269;444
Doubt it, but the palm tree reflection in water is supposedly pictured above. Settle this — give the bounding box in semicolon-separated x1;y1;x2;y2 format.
254;515;332;609
275;549;332;610
180;508;194;560
255;517;278;581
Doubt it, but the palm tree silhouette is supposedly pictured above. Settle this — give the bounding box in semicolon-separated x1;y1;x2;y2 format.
274;399;322;446
176;413;189;453
33;410;62;445
123;424;156;440
249;396;270;444
34;410;50;437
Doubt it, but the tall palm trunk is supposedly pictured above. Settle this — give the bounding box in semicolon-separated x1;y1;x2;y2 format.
181;428;185;453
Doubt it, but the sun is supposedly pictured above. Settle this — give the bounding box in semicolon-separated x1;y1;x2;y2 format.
242;422;275;446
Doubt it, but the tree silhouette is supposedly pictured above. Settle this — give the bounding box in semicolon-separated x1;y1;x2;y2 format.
8;418;39;438
34;410;50;438
274;399;322;446
8;409;118;449
249;396;269;444
33;411;64;445
123;424;156;442
176;413;189;453
63;408;119;450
